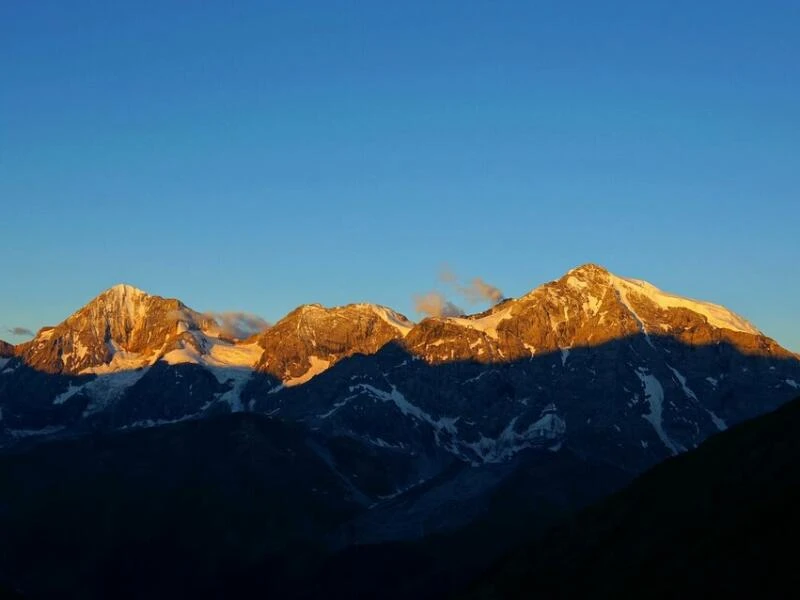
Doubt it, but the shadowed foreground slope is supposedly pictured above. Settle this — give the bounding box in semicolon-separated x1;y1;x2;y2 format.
0;415;370;599
0;413;629;600
465;395;800;599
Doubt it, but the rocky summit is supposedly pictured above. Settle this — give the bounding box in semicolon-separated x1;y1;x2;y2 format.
253;302;413;385
13;284;218;375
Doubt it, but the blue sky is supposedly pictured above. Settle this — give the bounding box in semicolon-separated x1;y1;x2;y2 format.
1;1;799;350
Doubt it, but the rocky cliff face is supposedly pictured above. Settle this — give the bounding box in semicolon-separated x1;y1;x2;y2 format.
253;303;413;385
13;284;219;375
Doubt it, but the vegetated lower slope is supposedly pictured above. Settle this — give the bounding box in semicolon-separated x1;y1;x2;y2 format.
465;395;800;599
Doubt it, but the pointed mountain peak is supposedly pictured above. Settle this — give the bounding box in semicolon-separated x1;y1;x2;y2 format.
511;263;763;346
559;263;613;288
254;301;414;383
94;283;155;305
104;283;149;296
81;284;158;313
552;263;760;336
292;303;325;315
16;285;206;374
282;302;413;328
80;285;195;322
567;263;611;276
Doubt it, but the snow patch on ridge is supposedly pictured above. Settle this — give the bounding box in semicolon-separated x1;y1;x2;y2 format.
318;392;361;419
613;282;656;348
53;382;84;405
81;344;151;375
82;369;151;415
560;348;570;367
611;275;759;335
666;364;727;431
707;410;728;431
162;339;262;373
445;305;514;340
51;369;151;414
214;368;254;412
667;365;698;401
285;356;331;387
355;383;459;434
125;414;198;430
7;425;66;439
369;305;415;337
635;368;681;454
466;407;566;463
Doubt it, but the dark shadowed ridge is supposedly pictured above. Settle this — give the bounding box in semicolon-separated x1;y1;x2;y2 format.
463;394;800;599
0;414;369;599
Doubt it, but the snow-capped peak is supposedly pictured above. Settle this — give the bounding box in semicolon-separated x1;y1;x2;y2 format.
105;283;148;297
608;274;760;335
363;304;415;337
283;302;414;337
533;264;761;336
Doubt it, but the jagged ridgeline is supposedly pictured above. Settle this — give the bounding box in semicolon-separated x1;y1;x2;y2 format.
2;264;797;471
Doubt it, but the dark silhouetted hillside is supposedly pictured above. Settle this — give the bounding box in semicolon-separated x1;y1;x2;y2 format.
465;395;800;598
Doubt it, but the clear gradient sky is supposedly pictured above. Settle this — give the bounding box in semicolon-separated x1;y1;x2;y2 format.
1;1;799;350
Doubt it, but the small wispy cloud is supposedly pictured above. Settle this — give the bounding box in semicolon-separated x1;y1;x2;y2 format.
205;312;271;339
413;266;505;318
7;327;34;337
458;277;504;305
439;265;505;305
413;292;464;318
438;265;459;285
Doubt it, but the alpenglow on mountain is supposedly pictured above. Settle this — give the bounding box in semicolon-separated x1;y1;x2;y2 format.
1;264;798;475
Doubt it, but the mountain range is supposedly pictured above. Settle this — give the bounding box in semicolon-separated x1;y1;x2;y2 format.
1;263;799;598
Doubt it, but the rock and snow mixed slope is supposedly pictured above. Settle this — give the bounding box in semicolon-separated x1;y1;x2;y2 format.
252;302;413;387
1;265;798;480
248;264;798;493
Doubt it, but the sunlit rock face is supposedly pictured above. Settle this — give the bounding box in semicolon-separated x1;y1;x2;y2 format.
14;284;218;375
245;264;799;482
252;302;413;385
404;263;787;365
